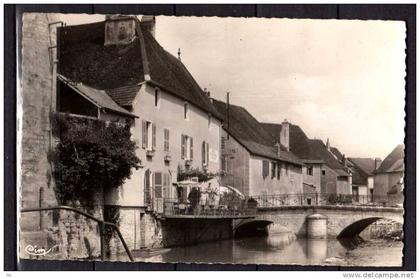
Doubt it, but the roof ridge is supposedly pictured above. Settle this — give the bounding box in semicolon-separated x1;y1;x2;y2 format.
135;20;151;81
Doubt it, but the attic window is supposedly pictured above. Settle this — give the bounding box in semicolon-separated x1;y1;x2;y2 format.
184;102;189;120
322;169;326;175
307;166;313;176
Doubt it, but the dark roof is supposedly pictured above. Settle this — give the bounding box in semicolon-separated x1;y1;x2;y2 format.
348;158;376;176
308;140;348;176
330;147;344;161
375;145;405;174
261;122;313;160
349;164;369;185
106;85;142;107
261;122;348;175
212;99;302;165
57;74;137;118
58;18;222;120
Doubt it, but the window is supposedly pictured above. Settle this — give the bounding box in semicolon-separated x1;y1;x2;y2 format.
221;136;226;150
322;169;326;175
307;165;313;176
181;135;193;160
202;141;210;166
271;162;276;179
262;160;269;179
142;120;156;151
164;128;170;153
163;173;171;199
222;155;228;173
154;88;160;107
154;172;162;199
277;163;281;179
184;102;189;119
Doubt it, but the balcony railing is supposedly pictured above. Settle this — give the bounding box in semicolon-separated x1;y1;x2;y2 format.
250;193;402;208
163;198;258;218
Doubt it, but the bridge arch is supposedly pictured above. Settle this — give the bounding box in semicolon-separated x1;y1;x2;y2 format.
234;219;273;238
337;217;381;238
337;216;402;239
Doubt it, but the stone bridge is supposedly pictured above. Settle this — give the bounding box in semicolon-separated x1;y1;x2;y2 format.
233;205;404;239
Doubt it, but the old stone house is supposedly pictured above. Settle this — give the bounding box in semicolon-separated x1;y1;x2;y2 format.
58;15;223;250
262;122;351;196
373;144;404;206
211;99;303;198
262;122;323;194
346;158;379;203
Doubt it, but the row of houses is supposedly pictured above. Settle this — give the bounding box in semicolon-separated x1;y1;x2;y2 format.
21;14;405;252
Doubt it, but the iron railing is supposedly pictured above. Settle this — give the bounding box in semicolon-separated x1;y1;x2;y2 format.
163;198;257;217
21;206;134;262
251;193;402;208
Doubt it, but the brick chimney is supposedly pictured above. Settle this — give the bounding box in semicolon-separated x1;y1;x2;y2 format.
374;157;382;170
280;119;290;152
141;15;156;37
326;138;331;151
104;15;137;46
341;154;347;167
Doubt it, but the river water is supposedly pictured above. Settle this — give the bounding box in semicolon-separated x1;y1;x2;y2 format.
135;233;351;265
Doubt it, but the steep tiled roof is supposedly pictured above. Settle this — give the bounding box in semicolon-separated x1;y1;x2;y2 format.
106;85;142;107
309;140;348;175
375;145;405;174
330;147;344;161
261;122;348;175
58;74;137;118
261;122;313;160
58;18;222;120
348;158;376;176
212;99;302;166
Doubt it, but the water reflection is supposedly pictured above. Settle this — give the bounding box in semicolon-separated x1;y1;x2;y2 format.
136;233;348;265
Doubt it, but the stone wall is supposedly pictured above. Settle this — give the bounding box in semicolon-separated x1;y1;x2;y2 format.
20;13;59;232
161;218;233;247
220;130;251;196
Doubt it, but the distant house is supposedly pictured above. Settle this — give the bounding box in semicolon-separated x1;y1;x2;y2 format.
347;157;380;203
373;144;404;206
211;99;303;198
58;15;223;249
262;122;351;196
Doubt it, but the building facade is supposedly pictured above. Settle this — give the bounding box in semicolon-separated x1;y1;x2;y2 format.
58;15;223;250
212;99;303;199
373;145;404;206
262;122;351;196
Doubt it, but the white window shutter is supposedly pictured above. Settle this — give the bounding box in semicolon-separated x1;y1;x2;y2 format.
152;123;156;150
142;120;147;149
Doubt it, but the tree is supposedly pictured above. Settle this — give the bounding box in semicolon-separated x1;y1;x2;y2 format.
50;114;140;208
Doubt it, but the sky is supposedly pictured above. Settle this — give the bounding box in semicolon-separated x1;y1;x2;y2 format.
61;14;406;159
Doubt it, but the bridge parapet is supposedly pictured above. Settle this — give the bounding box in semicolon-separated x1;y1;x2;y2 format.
251;205;404;238
251;193;402;208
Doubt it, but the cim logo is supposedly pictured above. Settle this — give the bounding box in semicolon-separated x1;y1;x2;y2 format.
24;245;53;256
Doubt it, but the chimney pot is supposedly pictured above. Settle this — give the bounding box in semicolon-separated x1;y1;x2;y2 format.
141;15;156;37
280;120;290;152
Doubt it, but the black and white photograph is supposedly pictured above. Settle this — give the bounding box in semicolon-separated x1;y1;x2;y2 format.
8;5;414;271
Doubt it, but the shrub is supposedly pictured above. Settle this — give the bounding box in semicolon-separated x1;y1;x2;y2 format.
50;113;140;208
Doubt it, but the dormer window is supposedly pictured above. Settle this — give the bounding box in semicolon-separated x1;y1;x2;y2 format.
154;88;160;108
184;102;189;120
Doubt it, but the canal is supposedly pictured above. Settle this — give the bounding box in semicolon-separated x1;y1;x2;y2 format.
132;233;403;266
